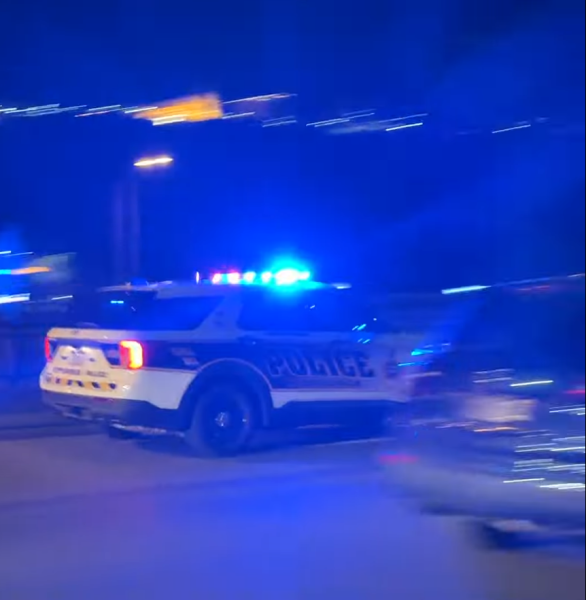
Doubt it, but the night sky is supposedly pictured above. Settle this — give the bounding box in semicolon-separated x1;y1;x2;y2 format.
1;0;584;289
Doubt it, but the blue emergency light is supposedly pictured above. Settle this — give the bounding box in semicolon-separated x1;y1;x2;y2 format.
211;268;312;286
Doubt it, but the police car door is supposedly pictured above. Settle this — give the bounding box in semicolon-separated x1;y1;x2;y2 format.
236;287;400;408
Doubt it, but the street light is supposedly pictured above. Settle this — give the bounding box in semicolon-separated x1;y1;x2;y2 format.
113;155;174;281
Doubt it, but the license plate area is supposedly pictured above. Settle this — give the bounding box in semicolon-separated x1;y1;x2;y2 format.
69;351;87;366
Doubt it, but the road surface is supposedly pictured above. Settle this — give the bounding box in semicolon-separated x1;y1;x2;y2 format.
0;427;584;600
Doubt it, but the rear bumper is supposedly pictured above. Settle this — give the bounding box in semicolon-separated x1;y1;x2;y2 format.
42;391;184;432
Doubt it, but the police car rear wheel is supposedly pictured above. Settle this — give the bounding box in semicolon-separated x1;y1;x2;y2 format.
185;384;257;457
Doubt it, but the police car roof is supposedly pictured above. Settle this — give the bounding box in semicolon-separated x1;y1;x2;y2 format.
100;281;236;298
99;280;337;299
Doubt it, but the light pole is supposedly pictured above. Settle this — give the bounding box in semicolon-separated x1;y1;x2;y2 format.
113;155;174;282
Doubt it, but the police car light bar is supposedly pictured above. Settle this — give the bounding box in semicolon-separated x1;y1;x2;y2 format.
211;268;312;286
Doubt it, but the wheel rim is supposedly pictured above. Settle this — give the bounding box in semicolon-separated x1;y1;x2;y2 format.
200;394;251;451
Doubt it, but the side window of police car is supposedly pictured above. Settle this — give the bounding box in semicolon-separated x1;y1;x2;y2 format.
238;289;374;334
139;297;223;330
238;290;313;332
306;291;378;333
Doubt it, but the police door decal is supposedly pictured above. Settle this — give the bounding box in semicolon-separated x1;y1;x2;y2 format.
262;344;375;390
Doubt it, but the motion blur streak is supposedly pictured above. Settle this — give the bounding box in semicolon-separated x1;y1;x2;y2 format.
133;156;174;168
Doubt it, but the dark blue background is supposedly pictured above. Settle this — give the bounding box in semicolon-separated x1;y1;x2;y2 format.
1;0;584;289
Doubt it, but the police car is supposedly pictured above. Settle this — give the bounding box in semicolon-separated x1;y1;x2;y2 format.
41;269;421;456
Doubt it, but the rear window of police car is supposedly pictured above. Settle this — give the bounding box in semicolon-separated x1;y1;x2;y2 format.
60;291;222;331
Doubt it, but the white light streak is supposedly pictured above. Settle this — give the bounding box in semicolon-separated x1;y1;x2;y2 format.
386;122;424;132
492;123;532;134
133;156;174;168
510;380;554;388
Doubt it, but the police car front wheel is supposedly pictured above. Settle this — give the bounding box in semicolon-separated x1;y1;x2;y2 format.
185;384;258;457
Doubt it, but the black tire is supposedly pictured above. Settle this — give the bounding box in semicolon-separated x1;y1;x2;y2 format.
184;383;258;457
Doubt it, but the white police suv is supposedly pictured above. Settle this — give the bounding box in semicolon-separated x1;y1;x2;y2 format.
41;269;420;456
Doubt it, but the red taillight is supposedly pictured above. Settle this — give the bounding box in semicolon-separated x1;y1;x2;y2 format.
119;341;144;370
44;337;54;362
